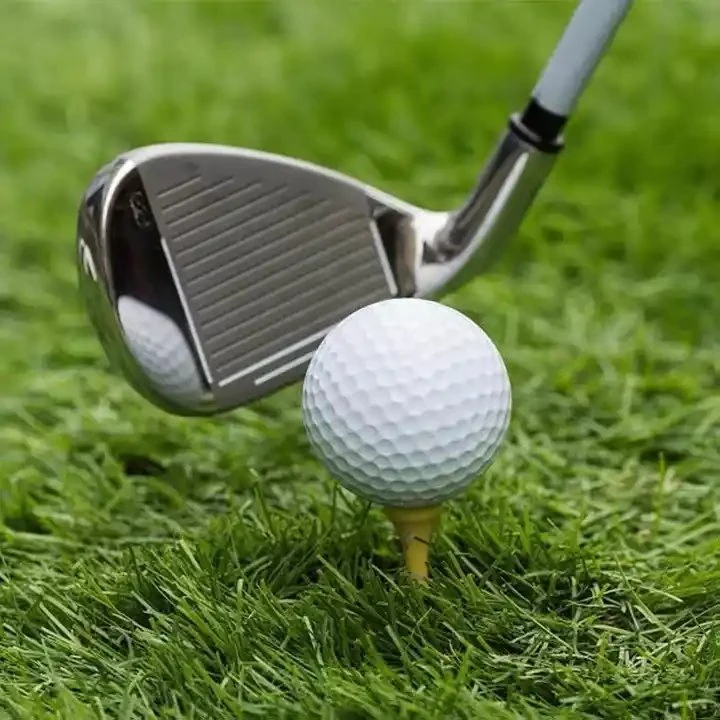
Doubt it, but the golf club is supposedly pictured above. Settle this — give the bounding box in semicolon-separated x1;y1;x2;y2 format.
76;0;633;416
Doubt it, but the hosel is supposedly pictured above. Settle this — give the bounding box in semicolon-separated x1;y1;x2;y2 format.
417;119;563;300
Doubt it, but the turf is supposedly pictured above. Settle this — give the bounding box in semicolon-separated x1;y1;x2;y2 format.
1;1;719;718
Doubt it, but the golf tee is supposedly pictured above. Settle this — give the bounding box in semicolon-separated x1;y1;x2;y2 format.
384;505;443;582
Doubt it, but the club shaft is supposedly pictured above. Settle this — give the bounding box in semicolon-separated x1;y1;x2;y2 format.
435;0;633;283
531;0;633;121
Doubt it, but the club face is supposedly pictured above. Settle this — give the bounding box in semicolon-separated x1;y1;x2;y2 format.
77;144;430;415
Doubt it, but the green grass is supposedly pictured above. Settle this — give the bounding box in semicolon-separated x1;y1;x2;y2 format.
1;0;720;717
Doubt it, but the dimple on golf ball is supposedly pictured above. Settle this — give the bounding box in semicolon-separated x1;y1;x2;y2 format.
302;298;512;508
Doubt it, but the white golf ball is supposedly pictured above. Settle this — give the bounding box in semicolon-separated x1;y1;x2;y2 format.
302;298;511;508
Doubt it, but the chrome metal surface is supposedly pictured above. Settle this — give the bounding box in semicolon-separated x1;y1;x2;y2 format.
75;129;559;414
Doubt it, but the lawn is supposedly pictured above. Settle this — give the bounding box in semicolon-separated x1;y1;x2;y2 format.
1;1;719;718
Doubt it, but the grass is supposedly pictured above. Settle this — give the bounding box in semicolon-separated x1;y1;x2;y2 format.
1;0;720;717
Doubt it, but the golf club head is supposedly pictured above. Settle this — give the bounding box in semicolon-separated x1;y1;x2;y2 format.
77;135;554;415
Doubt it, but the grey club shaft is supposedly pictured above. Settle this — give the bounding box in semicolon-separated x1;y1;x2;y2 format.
532;0;634;119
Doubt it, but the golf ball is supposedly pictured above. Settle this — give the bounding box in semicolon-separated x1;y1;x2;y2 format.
302;298;511;508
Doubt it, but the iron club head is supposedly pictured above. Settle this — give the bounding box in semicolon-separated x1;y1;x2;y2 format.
76;0;633;416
